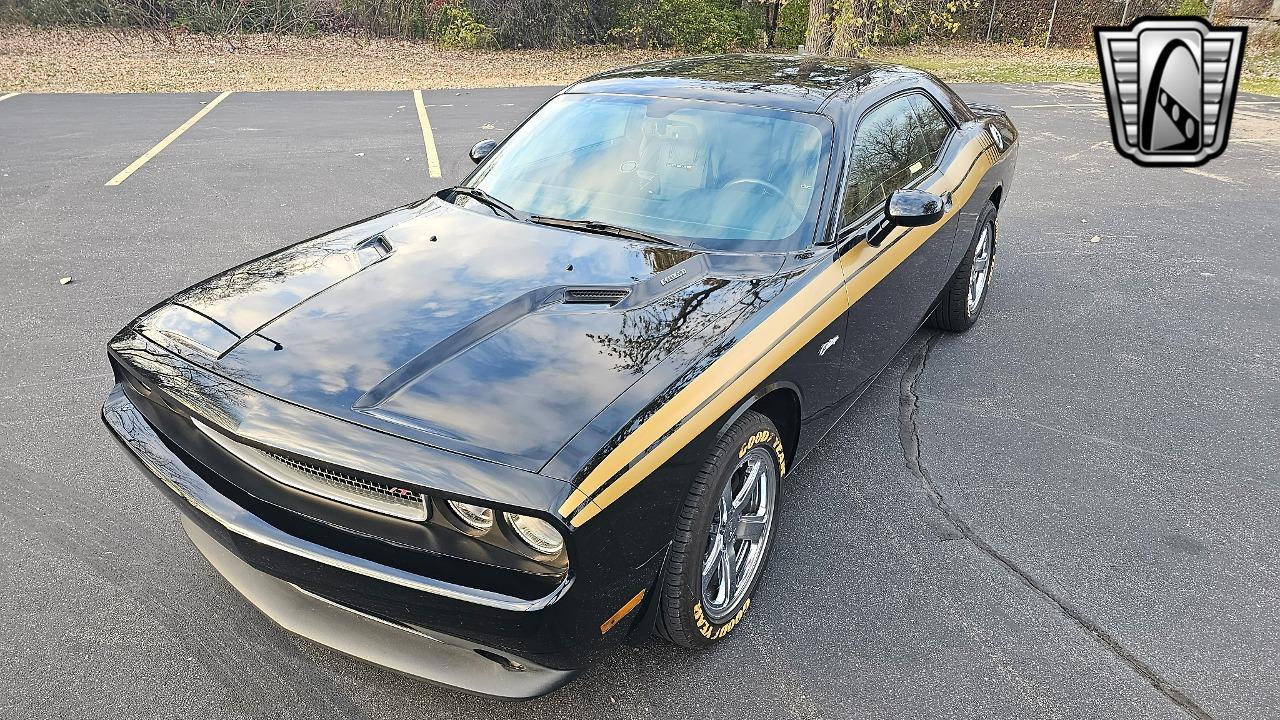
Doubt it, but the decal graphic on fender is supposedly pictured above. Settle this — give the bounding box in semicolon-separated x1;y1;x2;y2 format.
818;335;840;356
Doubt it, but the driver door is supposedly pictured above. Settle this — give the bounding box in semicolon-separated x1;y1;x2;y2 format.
833;91;959;393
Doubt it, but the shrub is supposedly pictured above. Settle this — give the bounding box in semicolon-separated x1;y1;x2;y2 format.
613;0;759;52
466;0;619;48
433;0;494;47
773;0;807;49
333;0;493;45
1;0;332;33
1172;0;1208;16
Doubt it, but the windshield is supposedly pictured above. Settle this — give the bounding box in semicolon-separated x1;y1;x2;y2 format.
464;94;831;251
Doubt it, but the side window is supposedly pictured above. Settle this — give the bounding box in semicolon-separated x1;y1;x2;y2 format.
841;94;943;226
907;94;952;170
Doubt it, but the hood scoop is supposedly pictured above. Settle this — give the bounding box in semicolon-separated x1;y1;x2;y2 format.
353;284;634;413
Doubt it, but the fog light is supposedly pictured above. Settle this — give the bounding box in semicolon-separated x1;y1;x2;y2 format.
448;500;494;530
504;512;565;555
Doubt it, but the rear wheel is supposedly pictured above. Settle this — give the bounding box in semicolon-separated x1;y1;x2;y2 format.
656;411;783;648
928;200;997;332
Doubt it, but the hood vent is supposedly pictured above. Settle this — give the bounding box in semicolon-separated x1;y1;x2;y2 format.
354;234;393;265
562;287;629;306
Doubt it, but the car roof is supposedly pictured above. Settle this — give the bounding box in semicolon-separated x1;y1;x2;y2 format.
566;54;892;113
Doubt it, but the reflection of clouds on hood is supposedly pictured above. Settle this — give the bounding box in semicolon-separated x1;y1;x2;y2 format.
199;201;718;465
374;312;645;461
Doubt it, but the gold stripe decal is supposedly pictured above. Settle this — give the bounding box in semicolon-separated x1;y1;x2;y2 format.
563;139;996;527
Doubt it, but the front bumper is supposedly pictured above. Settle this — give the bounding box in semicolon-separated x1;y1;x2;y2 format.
102;383;578;698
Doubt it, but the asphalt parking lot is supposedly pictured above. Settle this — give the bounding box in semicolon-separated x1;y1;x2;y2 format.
1;81;1277;720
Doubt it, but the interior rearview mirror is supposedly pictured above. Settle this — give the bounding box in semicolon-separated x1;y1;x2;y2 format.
886;189;946;227
469;138;498;164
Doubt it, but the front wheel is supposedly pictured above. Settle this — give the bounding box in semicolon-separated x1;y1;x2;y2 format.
656;411;783;648
928;200;998;332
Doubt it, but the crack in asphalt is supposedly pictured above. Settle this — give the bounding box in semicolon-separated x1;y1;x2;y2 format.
898;331;1214;720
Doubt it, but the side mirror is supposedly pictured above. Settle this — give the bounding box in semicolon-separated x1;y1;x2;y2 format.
886;189;946;227
469;138;498;164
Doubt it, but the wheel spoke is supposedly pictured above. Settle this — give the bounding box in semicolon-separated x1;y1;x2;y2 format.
967;225;994;314
732;458;761;511
702;534;723;592
719;540;737;601
721;476;737;512
736;514;767;542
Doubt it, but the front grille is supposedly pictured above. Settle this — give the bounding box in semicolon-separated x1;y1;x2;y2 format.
266;451;427;517
192;418;429;521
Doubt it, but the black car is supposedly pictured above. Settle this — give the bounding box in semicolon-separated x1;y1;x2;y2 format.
103;54;1017;698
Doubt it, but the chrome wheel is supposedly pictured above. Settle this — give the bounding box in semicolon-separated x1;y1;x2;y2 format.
700;446;777;622
967;221;994;316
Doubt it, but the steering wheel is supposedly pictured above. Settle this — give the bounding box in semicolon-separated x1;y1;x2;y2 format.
724;178;787;200
723;178;801;227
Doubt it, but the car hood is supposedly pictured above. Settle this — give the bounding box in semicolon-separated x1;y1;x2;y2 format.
134;198;783;471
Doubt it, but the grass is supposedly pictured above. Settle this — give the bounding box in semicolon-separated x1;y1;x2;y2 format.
869;43;1103;85
0;26;1276;96
871;41;1280;96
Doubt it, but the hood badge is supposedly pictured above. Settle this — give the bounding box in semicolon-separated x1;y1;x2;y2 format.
660;268;688;286
819;336;840;357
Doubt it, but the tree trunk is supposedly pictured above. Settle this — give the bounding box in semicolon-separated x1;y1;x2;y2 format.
765;2;779;47
805;0;833;54
829;1;862;57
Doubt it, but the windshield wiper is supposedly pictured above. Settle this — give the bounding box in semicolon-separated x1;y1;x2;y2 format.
445;186;527;221
529;216;680;246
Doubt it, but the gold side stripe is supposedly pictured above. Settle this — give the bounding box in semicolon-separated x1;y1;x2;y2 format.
561;487;596;518
569;261;846;506
563;139;996;527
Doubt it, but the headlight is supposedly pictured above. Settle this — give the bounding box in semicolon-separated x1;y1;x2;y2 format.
447;500;494;530
504;512;565;555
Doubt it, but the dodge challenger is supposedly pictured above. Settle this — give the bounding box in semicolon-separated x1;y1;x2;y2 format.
102;54;1017;698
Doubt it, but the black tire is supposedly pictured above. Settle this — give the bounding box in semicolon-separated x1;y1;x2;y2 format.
656;411;784;648
928;200;998;332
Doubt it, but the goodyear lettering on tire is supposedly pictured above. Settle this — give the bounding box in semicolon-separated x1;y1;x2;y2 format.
693;599;751;640
738;429;786;476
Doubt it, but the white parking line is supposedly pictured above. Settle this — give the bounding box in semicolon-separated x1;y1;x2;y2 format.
105;91;232;186
413;89;442;178
0;92;20;103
